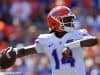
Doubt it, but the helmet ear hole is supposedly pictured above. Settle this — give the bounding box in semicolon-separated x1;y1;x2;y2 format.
51;23;58;30
52;23;56;25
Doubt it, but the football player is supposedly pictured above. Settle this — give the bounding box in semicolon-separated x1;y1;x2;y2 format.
0;6;98;75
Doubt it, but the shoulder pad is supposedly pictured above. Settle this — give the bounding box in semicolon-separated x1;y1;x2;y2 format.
38;34;52;39
79;29;88;33
36;34;52;44
78;29;89;36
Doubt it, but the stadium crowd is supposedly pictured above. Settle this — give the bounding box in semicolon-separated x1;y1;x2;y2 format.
0;0;99;75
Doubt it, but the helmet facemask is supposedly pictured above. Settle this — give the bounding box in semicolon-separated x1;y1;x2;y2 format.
54;16;76;32
60;16;75;32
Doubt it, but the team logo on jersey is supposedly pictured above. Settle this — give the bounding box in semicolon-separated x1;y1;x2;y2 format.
48;43;54;47
59;41;62;44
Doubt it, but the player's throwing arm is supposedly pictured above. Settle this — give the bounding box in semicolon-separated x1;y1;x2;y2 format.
14;45;37;58
0;45;37;69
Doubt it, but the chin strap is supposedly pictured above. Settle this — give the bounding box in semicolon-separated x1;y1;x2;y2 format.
64;26;75;32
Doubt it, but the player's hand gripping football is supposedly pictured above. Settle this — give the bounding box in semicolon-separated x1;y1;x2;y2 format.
0;47;16;69
62;47;72;61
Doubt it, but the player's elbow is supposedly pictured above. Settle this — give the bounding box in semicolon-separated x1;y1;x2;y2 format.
80;38;99;47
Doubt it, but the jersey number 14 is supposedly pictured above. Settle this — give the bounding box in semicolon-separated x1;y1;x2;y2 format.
52;49;75;69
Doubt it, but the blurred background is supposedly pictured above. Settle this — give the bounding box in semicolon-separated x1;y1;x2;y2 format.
0;0;99;75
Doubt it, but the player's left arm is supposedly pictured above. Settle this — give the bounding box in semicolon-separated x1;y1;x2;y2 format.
64;29;98;48
80;35;98;47
63;29;98;60
63;36;98;60
79;29;99;47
